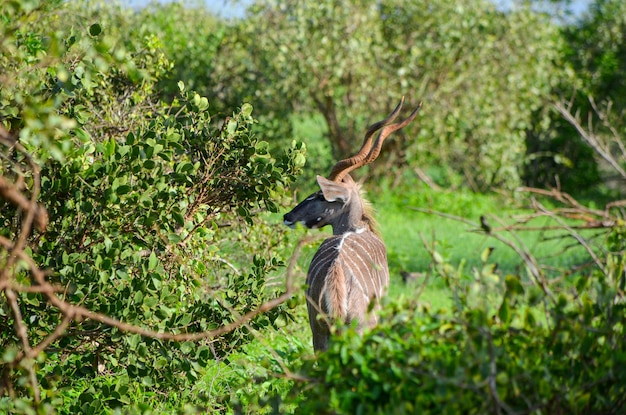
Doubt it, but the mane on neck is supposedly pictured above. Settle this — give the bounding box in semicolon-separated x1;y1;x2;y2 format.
360;192;381;236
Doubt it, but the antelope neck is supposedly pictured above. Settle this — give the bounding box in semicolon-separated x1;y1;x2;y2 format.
330;203;367;235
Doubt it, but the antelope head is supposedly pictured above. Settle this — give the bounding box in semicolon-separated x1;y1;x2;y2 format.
283;97;422;235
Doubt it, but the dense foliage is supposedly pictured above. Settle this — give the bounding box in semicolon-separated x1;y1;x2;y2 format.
231;0;567;190
1;0;304;412
126;0;569;190
1;0;626;413
523;0;626;192
287;235;626;414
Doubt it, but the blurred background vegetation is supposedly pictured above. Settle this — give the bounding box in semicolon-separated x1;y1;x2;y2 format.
1;0;626;413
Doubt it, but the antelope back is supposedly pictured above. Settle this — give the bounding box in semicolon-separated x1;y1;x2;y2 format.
306;229;389;351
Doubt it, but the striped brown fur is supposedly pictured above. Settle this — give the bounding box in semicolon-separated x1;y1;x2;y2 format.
306;229;388;351
284;97;421;351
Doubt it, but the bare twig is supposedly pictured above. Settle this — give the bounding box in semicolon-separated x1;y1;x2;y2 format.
532;200;608;275
554;100;626;180
413;166;442;191
409;207;554;299
0;176;48;232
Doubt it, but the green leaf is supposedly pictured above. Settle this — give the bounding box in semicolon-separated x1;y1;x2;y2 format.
173;211;185;226
255;140;270;155
524;307;536;328
176;161;194;173
2;346;18;363
181;342;194;354
89;23;102;37
104;139;116;158
143;296;158;308
116;185;131;195
498;297;511;325
154;356;168;369
126;334;141;349
23;294;40;307
293;152;306;167
134;291;144;304
226;119;237;135
241;102;253;117
148;252;158;271
432;251;443;264
74;128;91;143
505;274;524;296
117;145;130;157
480;246;494;262
198;96;209;111
104;237;112;252
192;93;209;111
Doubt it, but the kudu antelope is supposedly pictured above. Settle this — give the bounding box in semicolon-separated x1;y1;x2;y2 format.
283;97;422;351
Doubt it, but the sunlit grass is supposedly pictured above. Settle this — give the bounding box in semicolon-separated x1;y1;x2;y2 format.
375;181;591;277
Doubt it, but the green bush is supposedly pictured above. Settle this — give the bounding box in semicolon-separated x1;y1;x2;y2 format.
285;230;626;414
0;0;305;412
234;0;567;191
3;1;626;414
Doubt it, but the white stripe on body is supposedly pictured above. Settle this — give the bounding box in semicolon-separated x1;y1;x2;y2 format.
307;230;389;325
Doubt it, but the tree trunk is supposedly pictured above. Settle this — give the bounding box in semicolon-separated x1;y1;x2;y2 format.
311;92;351;159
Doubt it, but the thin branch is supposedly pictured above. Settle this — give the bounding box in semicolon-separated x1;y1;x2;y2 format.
554;101;626;180
5;289;32;354
0;138;47;289
409;207;554;300
413;166;442;191
483;327;515;415
518;186;607;218
532;200;608;275
0;232;323;344
0;176;48;232
588;97;626;159
4;288;41;403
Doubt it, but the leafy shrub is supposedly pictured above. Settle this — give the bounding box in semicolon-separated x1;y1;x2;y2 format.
285;230;626;414
1;0;305;412
276;218;626;414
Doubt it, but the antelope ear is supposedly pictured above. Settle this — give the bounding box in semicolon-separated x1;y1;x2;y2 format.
317;175;350;203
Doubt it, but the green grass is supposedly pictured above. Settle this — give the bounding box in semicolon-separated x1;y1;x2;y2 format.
375;181;591;275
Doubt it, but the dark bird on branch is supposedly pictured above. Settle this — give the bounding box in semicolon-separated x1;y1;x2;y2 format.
480;215;491;234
